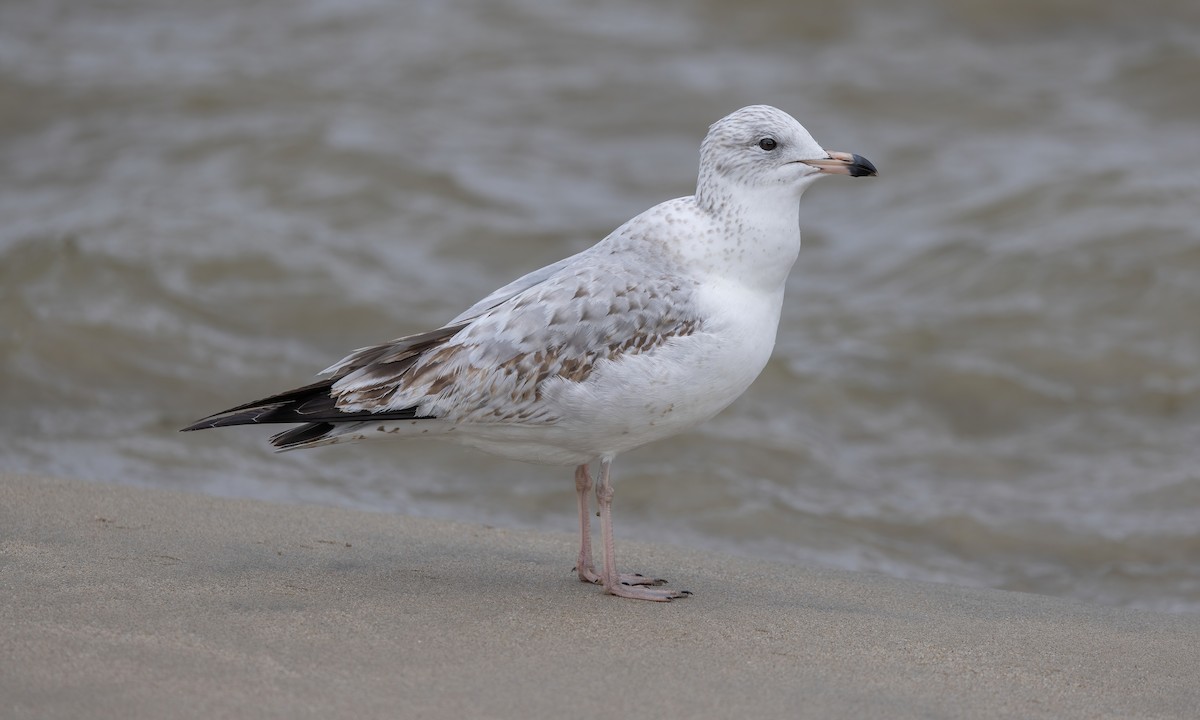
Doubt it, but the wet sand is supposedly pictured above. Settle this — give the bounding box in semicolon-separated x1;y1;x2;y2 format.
3;473;1198;720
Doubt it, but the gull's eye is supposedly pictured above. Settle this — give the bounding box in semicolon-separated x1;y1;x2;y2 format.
758;137;778;151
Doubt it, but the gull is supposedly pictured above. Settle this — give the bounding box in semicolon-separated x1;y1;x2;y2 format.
183;105;876;601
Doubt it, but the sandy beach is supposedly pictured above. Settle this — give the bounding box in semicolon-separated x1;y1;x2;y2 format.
2;473;1198;719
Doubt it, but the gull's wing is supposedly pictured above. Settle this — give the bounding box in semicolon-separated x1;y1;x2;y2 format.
329;255;701;425
182;242;702;445
319;250;589;379
447;252;586;325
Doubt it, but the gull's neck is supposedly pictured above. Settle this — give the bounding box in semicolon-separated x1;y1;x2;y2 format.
687;180;806;294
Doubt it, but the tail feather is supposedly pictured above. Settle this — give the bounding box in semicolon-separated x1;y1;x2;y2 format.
269;422;337;449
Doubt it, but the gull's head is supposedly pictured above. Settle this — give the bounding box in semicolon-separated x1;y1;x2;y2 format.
697;105;876;208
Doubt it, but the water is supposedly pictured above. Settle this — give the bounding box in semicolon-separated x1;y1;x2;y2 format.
2;0;1199;612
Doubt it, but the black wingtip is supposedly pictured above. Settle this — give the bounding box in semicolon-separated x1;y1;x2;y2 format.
179;402;291;433
180;415;223;432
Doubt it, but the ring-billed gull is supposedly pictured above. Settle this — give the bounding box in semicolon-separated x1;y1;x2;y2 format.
183;105;876;601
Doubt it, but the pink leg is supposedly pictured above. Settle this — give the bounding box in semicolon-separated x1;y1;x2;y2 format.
574;463;663;587
574;464;601;584
595;457;689;601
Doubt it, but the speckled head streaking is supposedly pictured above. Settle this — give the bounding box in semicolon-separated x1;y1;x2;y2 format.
696;105;877;209
182;105;877;601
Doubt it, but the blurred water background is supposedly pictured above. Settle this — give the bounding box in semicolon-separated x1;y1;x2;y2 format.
2;0;1199;612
